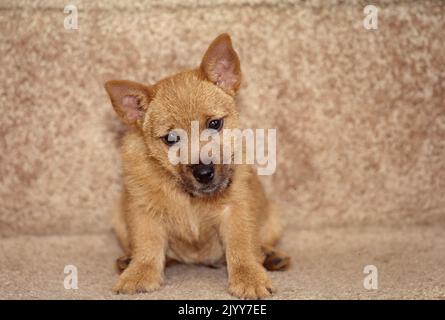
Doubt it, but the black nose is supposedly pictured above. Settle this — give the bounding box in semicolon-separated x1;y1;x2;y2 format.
192;164;214;184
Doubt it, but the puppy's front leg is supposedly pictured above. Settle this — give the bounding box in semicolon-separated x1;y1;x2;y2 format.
221;206;274;299
113;209;166;294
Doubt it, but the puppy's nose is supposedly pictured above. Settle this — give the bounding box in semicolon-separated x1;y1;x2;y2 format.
192;164;214;184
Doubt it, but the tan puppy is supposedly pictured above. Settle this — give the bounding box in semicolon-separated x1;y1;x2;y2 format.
105;34;289;299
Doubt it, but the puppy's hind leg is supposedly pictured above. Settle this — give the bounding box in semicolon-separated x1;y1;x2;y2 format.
116;255;132;273
112;194;133;274
259;203;290;271
262;245;291;271
112;195;131;255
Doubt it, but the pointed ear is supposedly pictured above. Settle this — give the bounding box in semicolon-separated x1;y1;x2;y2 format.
200;33;242;95
104;80;152;127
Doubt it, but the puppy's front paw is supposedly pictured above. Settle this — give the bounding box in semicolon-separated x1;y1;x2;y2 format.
113;262;163;294
228;264;274;299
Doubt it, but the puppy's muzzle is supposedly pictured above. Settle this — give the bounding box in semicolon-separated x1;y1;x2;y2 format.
192;163;214;184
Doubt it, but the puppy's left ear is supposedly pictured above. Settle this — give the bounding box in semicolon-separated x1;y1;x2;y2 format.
200;33;242;95
104;80;153;128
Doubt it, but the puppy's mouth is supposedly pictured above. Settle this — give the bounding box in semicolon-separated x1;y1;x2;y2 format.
182;169;232;198
197;177;231;196
178;163;234;198
182;175;232;198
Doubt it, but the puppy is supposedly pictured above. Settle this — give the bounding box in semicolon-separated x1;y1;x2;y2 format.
105;33;289;299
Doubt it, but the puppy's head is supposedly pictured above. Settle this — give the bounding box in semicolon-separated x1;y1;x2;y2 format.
105;34;242;197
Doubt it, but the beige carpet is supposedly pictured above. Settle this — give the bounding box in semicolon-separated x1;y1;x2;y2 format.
0;0;444;299
1;226;444;299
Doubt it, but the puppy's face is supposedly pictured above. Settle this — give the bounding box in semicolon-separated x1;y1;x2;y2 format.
105;34;242;197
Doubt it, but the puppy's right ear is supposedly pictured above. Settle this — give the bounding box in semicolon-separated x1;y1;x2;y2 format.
104;80;153;127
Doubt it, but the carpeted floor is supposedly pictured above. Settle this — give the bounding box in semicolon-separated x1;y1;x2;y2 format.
0;0;444;299
1;226;444;299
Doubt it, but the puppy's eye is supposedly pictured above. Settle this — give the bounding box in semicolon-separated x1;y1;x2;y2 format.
207;118;224;131
162;131;180;146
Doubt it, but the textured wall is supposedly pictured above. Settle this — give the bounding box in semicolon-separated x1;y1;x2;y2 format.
0;0;444;236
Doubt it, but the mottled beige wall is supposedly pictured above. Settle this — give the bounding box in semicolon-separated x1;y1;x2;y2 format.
0;0;444;236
